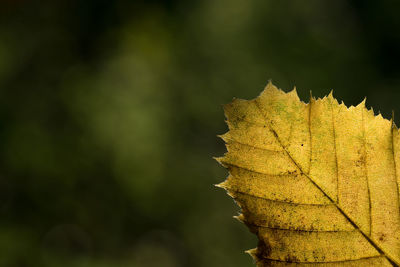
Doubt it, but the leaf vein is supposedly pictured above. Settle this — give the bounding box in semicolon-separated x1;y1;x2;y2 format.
258;255;385;264
223;138;283;153
228;190;332;206
218;161;298;177
391;123;400;229
361;107;372;236
245;221;355;233
308;97;312;175
330;99;339;204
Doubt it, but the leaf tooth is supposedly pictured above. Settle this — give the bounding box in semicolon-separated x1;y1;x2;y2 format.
316;95;325;101
327;90;340;106
370;106;375;115
339;100;347;109
245;248;257;257
223;98;245;114
222;102;233;114
217;133;229;142
215;180;228;189
233;213;245;223
287;86;300;101
366;107;375;117
356;97;367;108
262;81;281;95
213;156;226;166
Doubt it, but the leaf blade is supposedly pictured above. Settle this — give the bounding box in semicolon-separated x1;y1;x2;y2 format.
218;83;400;266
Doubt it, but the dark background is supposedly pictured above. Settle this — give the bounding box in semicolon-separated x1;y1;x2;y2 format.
1;1;400;266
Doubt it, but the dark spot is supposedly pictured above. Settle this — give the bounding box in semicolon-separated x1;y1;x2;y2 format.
255;239;272;259
312;250;319;260
301;144;303;146
379;233;386;241
284;254;299;263
356;155;366;167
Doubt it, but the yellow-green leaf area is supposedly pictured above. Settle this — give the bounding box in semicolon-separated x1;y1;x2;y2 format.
217;82;400;266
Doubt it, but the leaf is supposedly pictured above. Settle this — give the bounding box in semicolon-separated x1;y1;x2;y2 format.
216;82;400;266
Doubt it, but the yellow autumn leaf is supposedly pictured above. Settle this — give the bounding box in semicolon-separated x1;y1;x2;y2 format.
216;82;400;266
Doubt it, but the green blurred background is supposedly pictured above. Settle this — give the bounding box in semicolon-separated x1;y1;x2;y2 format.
1;0;400;266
